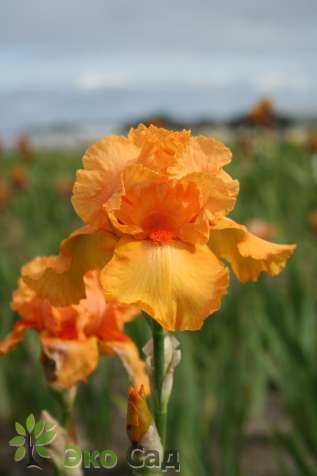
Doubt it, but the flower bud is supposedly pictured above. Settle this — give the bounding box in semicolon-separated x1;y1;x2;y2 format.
143;335;181;410
127;386;162;458
41;411;83;476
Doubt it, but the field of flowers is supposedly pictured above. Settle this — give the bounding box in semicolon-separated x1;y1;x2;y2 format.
0;130;317;476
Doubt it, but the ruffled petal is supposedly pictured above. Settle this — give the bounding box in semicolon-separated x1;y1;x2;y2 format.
101;238;229;331
0;321;31;354
183;170;239;219
129;125;232;179
100;339;150;395
40;335;99;390
129;124;191;175
209;218;296;282
169;135;232;178
10;258;52;330
72;136;140;228
108;165;210;244
23;226;117;307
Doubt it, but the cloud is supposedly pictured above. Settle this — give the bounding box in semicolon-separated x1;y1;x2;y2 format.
257;72;311;94
77;72;130;90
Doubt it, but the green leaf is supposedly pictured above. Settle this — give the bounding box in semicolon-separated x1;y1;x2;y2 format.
26;414;35;434
14;447;26;462
15;422;26;436
9;435;25;447
36;446;50;459
34;420;45;439
36;430;56;446
45;422;56;432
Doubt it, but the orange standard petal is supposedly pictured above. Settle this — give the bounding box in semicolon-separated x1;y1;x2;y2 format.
169;134;233;178
209;217;296;282
23;226;117;306
101;238;229;331
72;125;234;232
129;124;191;176
72;136;140;229
107;164;210;245
129;124;232;179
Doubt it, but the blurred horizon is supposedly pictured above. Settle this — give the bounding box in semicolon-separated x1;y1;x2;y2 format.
1;0;316;140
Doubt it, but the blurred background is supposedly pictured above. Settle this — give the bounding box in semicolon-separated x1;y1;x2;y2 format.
1;1;317;475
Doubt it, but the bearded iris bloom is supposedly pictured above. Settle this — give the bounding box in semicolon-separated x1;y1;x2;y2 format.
0;257;149;392
23;125;295;331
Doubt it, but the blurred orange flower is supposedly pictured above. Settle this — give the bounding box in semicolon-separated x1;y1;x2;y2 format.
16;134;35;162
25;125;296;331
248;98;274;127
247;219;277;241
0;179;10;210
0;136;5;159
0;258;149;392
309;211;317;233
307;130;317;153
11;164;28;189
55;177;73;199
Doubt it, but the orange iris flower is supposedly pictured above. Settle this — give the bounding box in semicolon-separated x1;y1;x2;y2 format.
24;125;296;331
0;257;149;392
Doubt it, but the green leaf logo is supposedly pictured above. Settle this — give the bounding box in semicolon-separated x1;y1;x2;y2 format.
9;413;57;468
14;447;26;462
26;414;35;433
15;422;26;436
9;435;25;447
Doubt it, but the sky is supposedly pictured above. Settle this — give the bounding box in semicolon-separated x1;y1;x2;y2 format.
1;0;317;135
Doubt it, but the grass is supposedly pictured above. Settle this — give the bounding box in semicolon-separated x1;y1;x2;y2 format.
0;134;316;475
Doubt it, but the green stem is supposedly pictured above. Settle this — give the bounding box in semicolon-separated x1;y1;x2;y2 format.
50;387;78;475
152;320;167;450
61;396;73;433
53;465;65;476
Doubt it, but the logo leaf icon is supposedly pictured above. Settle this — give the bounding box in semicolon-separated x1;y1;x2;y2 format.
36;429;56;446
34;420;45;439
15;422;26;436
36;446;50;459
26;414;35;434
9;436;25;447
14;446;26;462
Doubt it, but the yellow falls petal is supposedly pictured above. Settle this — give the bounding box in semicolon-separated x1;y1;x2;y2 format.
23;226;117;307
101;238;229;331
209;218;296;282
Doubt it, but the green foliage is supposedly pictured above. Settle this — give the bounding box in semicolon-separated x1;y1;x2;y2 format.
0;139;316;475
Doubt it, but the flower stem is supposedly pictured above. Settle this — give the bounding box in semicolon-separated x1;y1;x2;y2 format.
53;465;65;476
152;321;167;450
61;396;73;433
50;387;78;475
